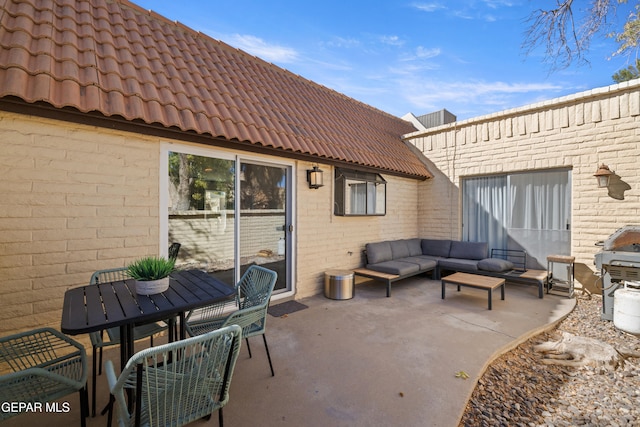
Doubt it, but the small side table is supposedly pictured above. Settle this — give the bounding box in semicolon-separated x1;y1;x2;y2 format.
324;270;355;300
547;255;575;298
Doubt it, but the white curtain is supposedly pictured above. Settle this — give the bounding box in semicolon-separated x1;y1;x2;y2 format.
350;183;366;214
462;170;571;269
462;175;508;252
507;170;571;268
509;171;570;230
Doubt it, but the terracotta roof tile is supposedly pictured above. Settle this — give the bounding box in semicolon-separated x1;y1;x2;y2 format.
0;0;430;179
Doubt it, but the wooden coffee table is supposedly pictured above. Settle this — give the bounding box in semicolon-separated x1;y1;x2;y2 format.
441;272;505;310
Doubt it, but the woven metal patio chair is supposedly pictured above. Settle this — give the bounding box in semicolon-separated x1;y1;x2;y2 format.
0;327;89;426
89;267;169;417
105;324;242;427
185;265;278;376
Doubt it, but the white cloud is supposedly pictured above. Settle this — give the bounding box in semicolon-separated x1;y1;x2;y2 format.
482;0;518;9
411;2;444;12
416;46;441;59
324;36;361;49
400;79;567;117
398;46;441;63
380;35;404;46
226;34;298;63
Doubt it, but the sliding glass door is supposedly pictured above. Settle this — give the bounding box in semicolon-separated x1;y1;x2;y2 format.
164;147;292;294
462;169;571;269
238;161;289;292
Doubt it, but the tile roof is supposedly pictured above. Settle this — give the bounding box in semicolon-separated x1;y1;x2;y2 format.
0;0;431;179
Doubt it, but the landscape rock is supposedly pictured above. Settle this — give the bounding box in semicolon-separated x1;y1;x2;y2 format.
459;294;640;426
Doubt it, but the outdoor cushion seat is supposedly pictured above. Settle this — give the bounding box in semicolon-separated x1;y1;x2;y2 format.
362;238;545;299
404;238;424;256
438;258;480;271
365;241;394;264
367;260;421;276
401;256;438;270
389;240;414;259
421;239;452;258
478;258;515;272
448;241;488;260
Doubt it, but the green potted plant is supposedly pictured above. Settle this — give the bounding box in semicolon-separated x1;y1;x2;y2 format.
127;256;175;295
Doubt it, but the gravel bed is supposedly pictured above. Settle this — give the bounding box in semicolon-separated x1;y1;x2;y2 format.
459;293;640;427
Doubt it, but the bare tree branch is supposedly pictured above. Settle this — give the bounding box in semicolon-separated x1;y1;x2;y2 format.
522;0;618;70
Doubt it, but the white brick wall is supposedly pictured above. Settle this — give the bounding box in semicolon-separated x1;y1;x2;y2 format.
0;112;160;335
295;163;419;298
406;80;640;274
0;112;420;334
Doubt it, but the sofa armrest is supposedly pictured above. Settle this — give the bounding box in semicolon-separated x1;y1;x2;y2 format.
490;248;526;271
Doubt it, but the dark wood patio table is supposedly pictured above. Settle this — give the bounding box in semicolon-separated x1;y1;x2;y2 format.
61;269;235;369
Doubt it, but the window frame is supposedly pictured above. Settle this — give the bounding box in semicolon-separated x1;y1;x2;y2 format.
334;168;387;216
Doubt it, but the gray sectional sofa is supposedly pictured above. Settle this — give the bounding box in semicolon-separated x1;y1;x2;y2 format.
360;238;545;297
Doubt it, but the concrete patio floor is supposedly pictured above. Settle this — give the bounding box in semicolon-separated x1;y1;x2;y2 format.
4;276;575;427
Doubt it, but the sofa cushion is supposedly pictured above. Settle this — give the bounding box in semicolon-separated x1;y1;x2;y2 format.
401;256;437;271
421;239;452;258
366;241;393;264
367;260;421;276
406;239;423;256
478;258;514;272
449;241;488;260
390;240;411;259
438;258;479;271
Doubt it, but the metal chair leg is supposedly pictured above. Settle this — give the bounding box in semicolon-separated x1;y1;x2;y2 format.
263;334;275;376
79;385;88;427
92;345;98;417
106;394;115;427
245;337;252;358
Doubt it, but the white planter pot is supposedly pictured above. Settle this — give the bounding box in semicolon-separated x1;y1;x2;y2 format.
135;277;170;295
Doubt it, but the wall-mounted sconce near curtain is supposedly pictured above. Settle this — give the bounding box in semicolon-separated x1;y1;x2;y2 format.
594;164;614;188
307;165;324;189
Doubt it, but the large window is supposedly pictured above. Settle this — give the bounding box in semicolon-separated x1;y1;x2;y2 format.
334;168;386;216
461;169;571;269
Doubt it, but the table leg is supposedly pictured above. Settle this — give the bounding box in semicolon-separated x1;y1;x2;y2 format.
441;281;446;299
500;284;505;300
117;325;135;412
488;289;492;310
179;313;186;340
168;317;176;343
119;325;128;371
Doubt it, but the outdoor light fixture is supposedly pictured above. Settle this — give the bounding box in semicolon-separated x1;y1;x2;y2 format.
594;163;614;188
307;165;324;189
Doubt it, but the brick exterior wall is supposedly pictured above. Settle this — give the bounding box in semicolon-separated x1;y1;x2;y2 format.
405;80;640;276
0;112;420;335
4;79;637;335
0;112;160;336
295;163;419;298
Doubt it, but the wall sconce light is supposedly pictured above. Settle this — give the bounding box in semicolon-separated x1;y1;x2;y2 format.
307;165;324;189
594;163;613;188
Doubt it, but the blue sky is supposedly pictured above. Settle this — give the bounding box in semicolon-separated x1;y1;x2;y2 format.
134;0;637;121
